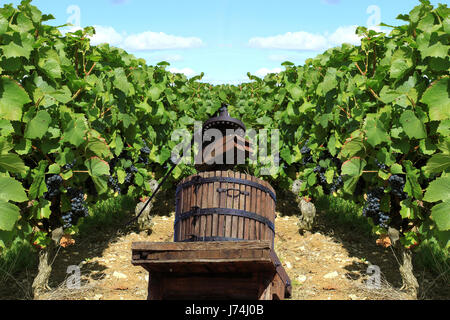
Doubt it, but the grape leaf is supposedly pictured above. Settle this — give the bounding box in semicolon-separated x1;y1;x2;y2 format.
0;177;28;203
431;201;450;231
423;177;450;203
0;76;31;121
421;78;450;121
0;200;20;231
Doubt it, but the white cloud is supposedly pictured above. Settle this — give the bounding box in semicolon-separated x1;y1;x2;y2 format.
123;31;203;51
254;68;283;78
327;25;361;46
168;67;197;78
67;25;204;51
90;25;125;46
249;25;366;51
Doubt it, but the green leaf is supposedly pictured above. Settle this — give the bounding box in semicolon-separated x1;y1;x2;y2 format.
421;78;450;121
0;177;28;203
399;110;427;139
404;160;423;200
280;147;292;165
113;68;131;94
0;15;8;34
85;157;110;177
431;201;450;231
366;119;389;147
15;12;34;33
92;176;109;195
36;200;52;220
114;134;124;157
390;48;413;79
391;163;404;174
38;49;62;79
340;132;365;158
0;200;20;231
424;153;450;175
342;158;366;194
0;76;31;121
423;177;450;203
28;161;48;199
0;153;27;174
0;33;34;59
149;86;163;101
62;118;88;147
86;137;112;158
288;86;302;101
24;110;51;139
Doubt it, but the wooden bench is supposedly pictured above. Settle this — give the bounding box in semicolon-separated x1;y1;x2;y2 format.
132;241;292;300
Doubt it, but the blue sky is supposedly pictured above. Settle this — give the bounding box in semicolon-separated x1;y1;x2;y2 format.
7;0;444;84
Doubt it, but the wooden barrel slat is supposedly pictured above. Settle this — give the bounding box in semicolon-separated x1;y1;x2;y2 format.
225;171;232;239
218;171;225;238
206;171;213;238
175;171;276;248
231;171;239;239
212;170;220;238
244;173;250;240
238;172;245;239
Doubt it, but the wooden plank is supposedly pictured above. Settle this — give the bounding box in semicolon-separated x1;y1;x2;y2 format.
148;274;162;300
218;171;225;238
139;248;268;262
261;179;267;242
249;176;256;241
198;172;205;238
238;172;245;239
205;171;213;238
244;172;250;240
132;240;272;251
255;176;262;241
269;250;292;298
225;171;232;239
231;171;239;239
212;170;220;238
180;177;187;241
271;273;285;300
135;260;276;274
159;273;260;300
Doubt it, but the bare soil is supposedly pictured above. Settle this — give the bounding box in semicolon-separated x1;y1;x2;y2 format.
1;200;448;300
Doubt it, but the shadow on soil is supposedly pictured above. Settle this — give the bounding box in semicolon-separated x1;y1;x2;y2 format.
275;190;449;300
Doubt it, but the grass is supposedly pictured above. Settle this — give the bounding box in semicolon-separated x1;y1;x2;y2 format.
415;239;449;283
0;194;136;282
78;194;136;236
315;194;373;237
0;239;37;281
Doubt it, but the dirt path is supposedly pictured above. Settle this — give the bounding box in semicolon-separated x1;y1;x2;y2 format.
33;210;422;301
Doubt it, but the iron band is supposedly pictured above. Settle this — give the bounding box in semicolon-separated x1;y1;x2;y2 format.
174;207;275;233
176;176;276;202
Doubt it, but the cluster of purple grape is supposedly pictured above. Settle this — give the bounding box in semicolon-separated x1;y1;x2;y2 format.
138;143;151;165
330;176;343;193
124;165;138;185
301;142;313;165
62;160;76;171
108;175;121;194
375;159;388;171
44;175;63;199
388;175;408;200
362;187;390;228
62;188;89;229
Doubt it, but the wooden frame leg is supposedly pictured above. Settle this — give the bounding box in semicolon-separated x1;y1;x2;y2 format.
148;273;162;300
